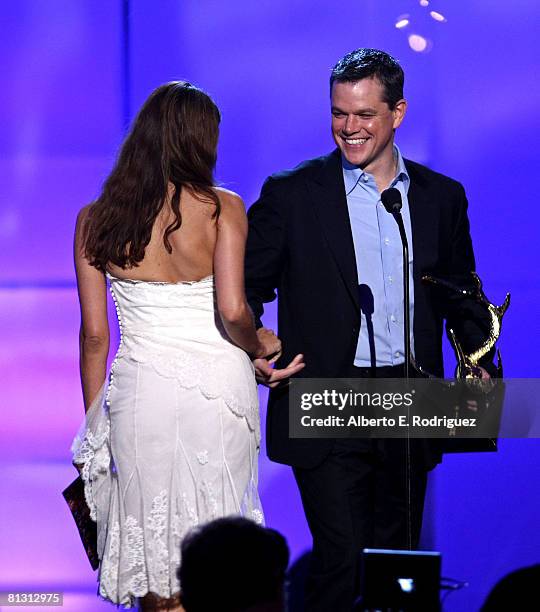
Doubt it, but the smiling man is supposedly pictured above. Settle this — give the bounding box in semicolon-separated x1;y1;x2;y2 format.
245;48;491;612
331;73;406;192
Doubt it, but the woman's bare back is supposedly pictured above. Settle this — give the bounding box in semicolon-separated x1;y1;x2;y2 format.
107;187;233;283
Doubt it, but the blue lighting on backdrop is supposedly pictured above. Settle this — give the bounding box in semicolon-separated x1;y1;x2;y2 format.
1;1;539;610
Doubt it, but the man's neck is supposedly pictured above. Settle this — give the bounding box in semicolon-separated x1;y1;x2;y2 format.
367;148;398;194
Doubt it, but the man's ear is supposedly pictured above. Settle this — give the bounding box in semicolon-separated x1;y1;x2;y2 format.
392;99;407;129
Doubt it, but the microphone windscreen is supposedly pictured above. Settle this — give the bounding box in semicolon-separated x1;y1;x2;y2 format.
381;187;402;214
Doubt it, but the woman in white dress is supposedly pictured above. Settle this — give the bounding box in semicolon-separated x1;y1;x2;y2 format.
72;81;304;611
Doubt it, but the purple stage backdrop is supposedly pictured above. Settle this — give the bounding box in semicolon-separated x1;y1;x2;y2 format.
1;1;539;610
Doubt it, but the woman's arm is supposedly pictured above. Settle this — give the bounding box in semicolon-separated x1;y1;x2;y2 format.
74;207;110;412
213;193;279;358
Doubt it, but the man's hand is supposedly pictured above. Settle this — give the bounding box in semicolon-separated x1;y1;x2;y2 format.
478;366;491;380
465;366;492;411
253;354;305;388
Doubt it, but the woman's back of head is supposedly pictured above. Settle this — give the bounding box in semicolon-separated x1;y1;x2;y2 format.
82;81;221;273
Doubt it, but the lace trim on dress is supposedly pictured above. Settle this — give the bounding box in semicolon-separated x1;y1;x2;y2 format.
97;490;202;607
105;272;214;286
119;347;261;446
71;384;111;522
71;388;264;607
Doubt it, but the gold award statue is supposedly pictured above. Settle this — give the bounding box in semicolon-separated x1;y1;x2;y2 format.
422;271;510;379
419;272;510;446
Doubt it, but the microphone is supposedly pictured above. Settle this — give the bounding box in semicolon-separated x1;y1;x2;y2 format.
381;186;410;381
381;187;403;214
382;184;412;551
382;186;412;550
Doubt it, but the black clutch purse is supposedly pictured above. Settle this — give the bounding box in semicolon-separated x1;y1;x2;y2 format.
62;475;99;570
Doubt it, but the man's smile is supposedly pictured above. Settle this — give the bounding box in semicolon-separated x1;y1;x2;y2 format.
342;137;370;146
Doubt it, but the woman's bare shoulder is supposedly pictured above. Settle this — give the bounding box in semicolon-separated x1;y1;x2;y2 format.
212;188;246;226
74;204;94;239
76;203;94;225
212;186;245;207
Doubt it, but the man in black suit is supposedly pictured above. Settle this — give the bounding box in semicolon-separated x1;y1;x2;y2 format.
245;48;491;612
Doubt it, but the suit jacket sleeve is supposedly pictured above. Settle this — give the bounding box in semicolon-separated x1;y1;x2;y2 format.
245;176;287;328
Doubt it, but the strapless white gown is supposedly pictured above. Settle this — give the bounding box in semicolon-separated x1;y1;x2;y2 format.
71;274;263;608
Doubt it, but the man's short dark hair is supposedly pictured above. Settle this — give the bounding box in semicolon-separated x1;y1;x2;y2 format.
178;517;290;612
330;48;405;109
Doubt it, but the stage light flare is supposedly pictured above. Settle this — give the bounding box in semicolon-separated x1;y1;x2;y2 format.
408;34;430;52
395;2;445;53
395;16;410;29
430;10;447;22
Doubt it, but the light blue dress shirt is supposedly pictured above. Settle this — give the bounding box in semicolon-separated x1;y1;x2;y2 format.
342;145;415;367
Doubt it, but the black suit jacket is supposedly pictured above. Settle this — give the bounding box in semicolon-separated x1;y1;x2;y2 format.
245;148;492;469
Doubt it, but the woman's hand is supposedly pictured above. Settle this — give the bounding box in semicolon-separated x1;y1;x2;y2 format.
253;354;305;388
253;327;282;360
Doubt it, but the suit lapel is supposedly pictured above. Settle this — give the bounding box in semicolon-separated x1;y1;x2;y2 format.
406;161;441;361
406;160;440;282
305;154;439;315
307;149;360;312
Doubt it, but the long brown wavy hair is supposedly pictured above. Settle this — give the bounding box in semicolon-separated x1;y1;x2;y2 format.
83;81;221;271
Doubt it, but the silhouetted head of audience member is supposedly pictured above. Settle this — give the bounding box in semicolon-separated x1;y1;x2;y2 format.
178;517;290;612
481;563;540;611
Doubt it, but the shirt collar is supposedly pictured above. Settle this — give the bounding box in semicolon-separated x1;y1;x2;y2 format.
341;145;409;195
393;145;410;190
